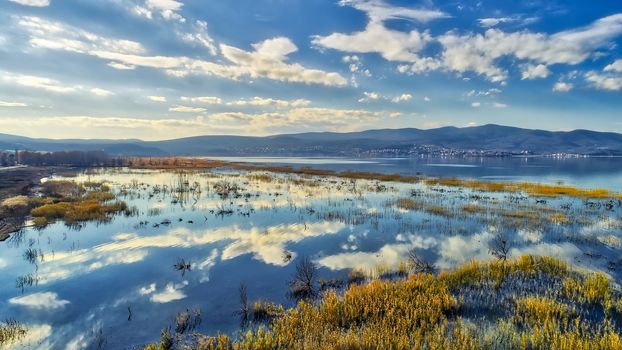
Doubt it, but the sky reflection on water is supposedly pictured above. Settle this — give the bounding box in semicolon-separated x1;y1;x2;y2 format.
0;165;620;349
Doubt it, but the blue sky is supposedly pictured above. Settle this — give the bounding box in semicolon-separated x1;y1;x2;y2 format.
0;0;621;140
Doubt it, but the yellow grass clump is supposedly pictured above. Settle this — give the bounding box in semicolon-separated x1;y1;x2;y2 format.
425;177;616;199
144;256;622;350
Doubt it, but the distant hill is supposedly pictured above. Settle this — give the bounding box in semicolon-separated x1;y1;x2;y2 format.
2;124;622;156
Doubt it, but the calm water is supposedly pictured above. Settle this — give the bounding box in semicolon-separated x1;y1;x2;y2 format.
0;159;621;349
210;156;622;191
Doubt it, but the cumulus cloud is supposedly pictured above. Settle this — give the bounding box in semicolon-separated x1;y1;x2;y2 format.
391;93;413;103
318;235;437;271
437;14;622;82
95;38;347;86
553;81;573;92
138;283;156;295
134;0;185;22
493;102;508;108
359;91;413;103
150;281;188;303
9;292;69;309
521;64;550;80
604;59;622;73
585;71;622;91
8;0;49;6
16;16;346;87
318;4;622;84
358;91;381;103
471;102;481;107
313;0;447;63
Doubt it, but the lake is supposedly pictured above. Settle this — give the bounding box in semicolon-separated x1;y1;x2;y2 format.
209;156;622;191
0;158;621;349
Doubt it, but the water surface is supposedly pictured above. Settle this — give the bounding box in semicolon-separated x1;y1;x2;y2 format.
0;164;621;349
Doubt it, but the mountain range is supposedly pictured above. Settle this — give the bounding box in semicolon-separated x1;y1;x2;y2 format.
2;124;622;157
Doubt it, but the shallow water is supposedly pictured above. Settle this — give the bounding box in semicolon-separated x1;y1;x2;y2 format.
212;156;622;191
0;166;621;349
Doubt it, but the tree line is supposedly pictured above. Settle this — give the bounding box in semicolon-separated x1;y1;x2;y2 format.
11;150;124;167
0;152;17;166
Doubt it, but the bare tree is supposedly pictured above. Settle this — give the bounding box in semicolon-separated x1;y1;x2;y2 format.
489;232;511;262
235;283;250;328
288;256;318;301
407;249;436;274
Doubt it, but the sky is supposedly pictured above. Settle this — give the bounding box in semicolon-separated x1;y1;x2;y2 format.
0;0;621;140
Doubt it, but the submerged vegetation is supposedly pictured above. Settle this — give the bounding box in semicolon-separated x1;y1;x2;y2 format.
1;163;621;348
145;256;622;350
122;157;622;199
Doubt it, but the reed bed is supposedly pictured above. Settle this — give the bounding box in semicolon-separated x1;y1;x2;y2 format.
144;256;622;350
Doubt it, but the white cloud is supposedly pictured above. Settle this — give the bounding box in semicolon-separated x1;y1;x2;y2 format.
438;14;622;82
521;64;550;80
181;96;222;105
95;37;347;86
9;292;69;310
312;1;447;63
3;73;77;93
18;16;144;55
0;101;27;107
138;283;157;295
3;72;117;97
391;93;412;103
107;62;136;70
17;16;346;87
169;105;206;113
150;281;188;303
0;106;398;139
423;96;430;102
604;59;622;73
471;102;481;107
197;248;219;283
134;0;185;22
180;20;217;55
8;0;49;7
359;92;413;103
318;234;437;272
338;0;449;23
90;88;114;97
585;71;622;91
553;81;574;92
228;97;311;108
148;95;167;102
358;91;381;103
493;102;507;108
466;88;501;97
478;17;514;27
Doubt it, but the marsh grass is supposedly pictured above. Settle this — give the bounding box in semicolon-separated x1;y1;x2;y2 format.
0;319;28;346
144;255;622;350
395;198;453;217
124;157;622;199
29;180;128;226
